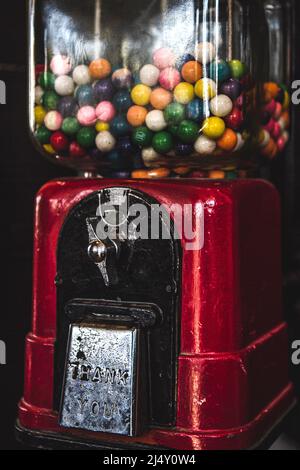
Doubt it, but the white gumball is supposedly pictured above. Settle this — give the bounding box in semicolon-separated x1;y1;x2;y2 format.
35;85;44;105
195;42;216;64
72;65;91;85
259;130;270;148
194;134;216;155
142;147;160;164
233;133;245;152
95;131;116;152
145;110;167;132
210;94;233;118
140;64;160;87
55;75;75;96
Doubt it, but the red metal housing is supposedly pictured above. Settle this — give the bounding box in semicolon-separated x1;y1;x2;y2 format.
17;178;295;450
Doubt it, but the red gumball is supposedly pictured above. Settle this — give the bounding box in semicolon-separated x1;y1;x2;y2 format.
225;107;244;131
69;141;87;158
272;122;281;140
50;131;69;152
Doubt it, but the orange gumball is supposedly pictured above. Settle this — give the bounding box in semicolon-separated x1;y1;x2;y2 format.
264;82;280;102
89;59;112;79
261;137;276;158
127;106;148;127
173;166;191;175
181;61;202;84
208;170;226;179
150;87;173;110
217;129;238;151
147;168;171;178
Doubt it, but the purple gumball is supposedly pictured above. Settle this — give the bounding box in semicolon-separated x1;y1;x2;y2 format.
93;78;114;102
57;96;79;118
220;78;242;101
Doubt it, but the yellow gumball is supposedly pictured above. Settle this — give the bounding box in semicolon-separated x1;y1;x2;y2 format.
131;84;152;106
174;82;195;104
283;91;290;111
35;105;47;125
43;144;56;154
96;120;110;132
202;117;225;140
195;78;217;100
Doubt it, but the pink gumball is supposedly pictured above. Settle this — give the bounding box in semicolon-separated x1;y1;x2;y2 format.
77;106;97;126
236;94;244;108
95;101;116;122
44;111;63;131
272;122;281;140
153;48;176;70
264;99;276;116
264;118;275;134
50;55;72;76
159;67;181;91
274;102;282;120
277;135;286;152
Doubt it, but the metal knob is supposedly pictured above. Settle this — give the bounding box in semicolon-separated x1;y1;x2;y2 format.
87;240;107;263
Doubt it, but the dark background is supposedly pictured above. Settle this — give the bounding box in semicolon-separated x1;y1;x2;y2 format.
0;1;300;450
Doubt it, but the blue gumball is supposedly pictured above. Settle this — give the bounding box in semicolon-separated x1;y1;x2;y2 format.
106;150;131;170
75;85;95;106
175;142;194;156
186;99;206;122
110;115;132;137
113;90;133;112
117;136;135;157
132;152;145;170
176;53;195;71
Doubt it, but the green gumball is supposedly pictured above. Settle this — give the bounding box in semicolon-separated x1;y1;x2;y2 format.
38;72;56;90
152;131;173;154
77;127;96;148
228;60;246;79
62;117;81;136
164;103;185;125
35;126;52;144
132;126;153;148
42;91;60;110
177;120;199;143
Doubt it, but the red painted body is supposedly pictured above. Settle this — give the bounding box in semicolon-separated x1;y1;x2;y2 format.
18;178;295;450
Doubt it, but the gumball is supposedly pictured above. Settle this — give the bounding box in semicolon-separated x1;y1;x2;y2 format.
54;75;75;96
106;150;131;170
140;64;160;87
261;137;277;158
177;120;199;143
168;124;179;136
38;72;55;90
50;131;69;152
35;86;44;105
42;91;60;110
233;132;245;152
226;171;238;180
112;68;133;89
69;141;86;158
174;82;195;104
153;47;176;70
50;55;72;76
281;111;290;128
195;42;216;64
76;85;95;107
264;99;276;115
35;126;52;144
72;65;91;85
219;79;242;100
34;106;47;125
110;115;131;137
142;147;161;164
176;54;195;71
131;84;152;106
264;118;275;134
258;129;270;148
111;170;132;178
150;88;173;110
175;142;194;156
195;78;217;100
132;153;146;170
194;135;216;154
272;122;281;140
209;94;233;118
147;168;171;178
95;131;116;152
93;79;114;102
95;101;116;122
274;102;283;120
95;121;110;132
217;128;238;151
57;96;79;118
181;61;202;84
159;67;181;91
127;105;148;127
117;136;135;157
44;110;63;131
113;90;133;112
277;132;289;152
77;106;97;126
207;59;231;83
145;110;167;132
132;126;153;148
89;148;105;160
202;117;225;139
186;99;205;122
89;59;112;79
62;117;81;136
264;82;280;101
76;127;97;148
236;94;244;108
224;107;243;131
43;144;56;155
209;170;226;179
261;110;272;126
228;60;245;79
152;132;173;154
164;103;185;125
283;91;290;110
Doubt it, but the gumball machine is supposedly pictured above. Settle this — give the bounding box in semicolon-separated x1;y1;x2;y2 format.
16;0;295;450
